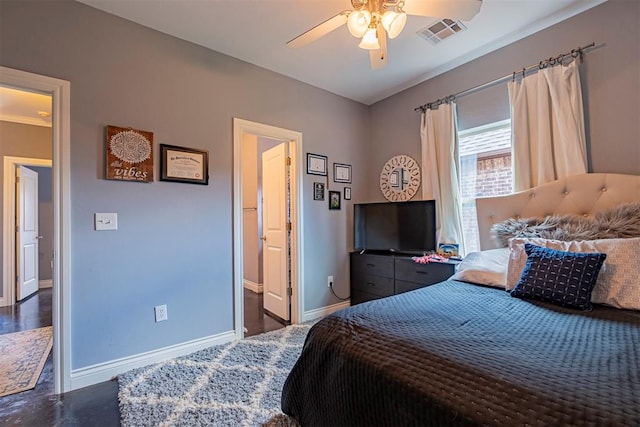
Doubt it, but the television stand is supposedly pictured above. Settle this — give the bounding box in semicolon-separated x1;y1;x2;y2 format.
350;251;458;305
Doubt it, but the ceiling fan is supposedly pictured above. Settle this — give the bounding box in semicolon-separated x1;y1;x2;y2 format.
287;0;482;70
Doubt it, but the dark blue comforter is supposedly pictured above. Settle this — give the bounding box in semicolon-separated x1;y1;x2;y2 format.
282;280;640;426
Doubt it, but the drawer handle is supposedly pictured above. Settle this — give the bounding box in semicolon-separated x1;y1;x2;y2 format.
415;270;428;275
367;282;376;287
366;263;375;268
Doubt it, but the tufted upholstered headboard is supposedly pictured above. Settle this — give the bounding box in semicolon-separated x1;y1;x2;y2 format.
476;173;640;250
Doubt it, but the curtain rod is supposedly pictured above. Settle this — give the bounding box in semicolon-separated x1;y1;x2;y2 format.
414;42;595;113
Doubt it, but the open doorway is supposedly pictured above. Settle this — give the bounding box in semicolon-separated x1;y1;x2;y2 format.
0;86;54;401
233;118;304;340
0;66;71;394
242;136;292;336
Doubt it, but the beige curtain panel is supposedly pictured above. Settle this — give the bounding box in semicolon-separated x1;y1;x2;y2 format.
508;60;587;191
420;103;466;254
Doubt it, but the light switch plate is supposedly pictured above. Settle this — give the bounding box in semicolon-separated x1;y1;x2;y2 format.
95;213;118;231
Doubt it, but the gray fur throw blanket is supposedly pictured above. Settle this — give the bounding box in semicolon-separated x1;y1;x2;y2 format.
491;202;640;247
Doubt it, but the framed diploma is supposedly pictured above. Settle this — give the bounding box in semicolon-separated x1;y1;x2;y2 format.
307;153;328;176
333;163;352;183
160;144;209;185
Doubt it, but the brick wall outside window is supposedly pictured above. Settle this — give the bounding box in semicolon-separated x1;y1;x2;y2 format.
476;154;512;197
458;121;512;253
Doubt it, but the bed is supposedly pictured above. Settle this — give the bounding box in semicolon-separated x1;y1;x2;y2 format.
281;173;640;426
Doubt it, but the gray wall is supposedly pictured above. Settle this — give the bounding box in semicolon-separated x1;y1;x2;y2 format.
30;166;54;283
0;0;368;369
0;121;52;296
368;0;640;201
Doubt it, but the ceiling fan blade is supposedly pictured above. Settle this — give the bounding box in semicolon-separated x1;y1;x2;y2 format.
402;0;482;21
369;24;388;70
287;12;348;48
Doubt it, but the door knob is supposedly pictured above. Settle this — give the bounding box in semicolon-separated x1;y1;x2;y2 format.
36;236;44;239
260;236;267;241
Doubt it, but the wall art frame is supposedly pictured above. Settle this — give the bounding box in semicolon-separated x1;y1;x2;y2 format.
329;190;341;210
160;144;209;185
333;163;352;183
313;182;325;201
344;187;351;200
307;153;328;176
105;125;154;183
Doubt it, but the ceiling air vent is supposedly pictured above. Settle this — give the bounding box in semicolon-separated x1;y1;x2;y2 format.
417;19;467;45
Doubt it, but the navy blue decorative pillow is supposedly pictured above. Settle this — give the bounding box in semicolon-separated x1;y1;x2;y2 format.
510;243;606;310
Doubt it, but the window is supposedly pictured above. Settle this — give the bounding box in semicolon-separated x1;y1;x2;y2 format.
458;120;512;253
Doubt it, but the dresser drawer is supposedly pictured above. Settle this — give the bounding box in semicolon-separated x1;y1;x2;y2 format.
351;253;394;279
395;279;434;295
394;259;455;286
350;290;385;305
351;274;394;297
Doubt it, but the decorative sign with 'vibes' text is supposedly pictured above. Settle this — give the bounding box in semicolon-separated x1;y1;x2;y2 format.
106;125;154;183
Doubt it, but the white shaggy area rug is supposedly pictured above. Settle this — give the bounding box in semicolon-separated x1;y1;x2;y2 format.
118;324;310;426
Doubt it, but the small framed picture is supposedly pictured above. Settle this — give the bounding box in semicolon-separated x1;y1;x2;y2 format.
313;182;325;201
344;187;351;200
307;153;328;176
333;163;352;183
329;190;341;210
160;144;209;185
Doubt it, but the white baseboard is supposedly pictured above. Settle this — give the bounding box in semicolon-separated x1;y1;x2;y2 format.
39;279;53;289
301;300;351;323
0;295;10;307
69;330;236;391
243;279;263;293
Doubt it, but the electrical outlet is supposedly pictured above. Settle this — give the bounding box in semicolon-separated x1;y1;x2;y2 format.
327;275;334;288
154;304;168;322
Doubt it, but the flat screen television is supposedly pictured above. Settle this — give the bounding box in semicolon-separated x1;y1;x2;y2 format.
354;200;436;254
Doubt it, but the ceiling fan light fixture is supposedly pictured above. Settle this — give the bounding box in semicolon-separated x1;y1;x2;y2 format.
347;10;371;37
381;11;406;39
358;26;380;50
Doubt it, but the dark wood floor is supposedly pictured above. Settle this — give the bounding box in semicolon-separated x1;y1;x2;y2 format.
244;288;287;337
0;288;284;426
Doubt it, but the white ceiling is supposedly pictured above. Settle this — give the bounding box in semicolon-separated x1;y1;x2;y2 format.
75;0;605;105
0;86;52;127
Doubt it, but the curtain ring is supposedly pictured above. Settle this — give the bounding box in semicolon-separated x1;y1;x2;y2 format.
512;71;516;82
538;60;545;70
571;48;579;58
521;68;526;78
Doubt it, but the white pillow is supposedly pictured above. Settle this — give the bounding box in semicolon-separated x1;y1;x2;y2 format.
507;237;640;310
450;248;509;288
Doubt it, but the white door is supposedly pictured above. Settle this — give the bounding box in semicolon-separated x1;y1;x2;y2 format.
16;165;40;301
261;144;290;321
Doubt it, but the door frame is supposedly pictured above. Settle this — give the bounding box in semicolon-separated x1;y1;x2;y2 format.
233;118;303;339
0;66;71;393
3;158;51;304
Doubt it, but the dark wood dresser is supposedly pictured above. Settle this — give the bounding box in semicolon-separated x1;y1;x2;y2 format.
350;251;458;305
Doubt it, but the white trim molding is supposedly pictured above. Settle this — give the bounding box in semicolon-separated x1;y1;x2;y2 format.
3;156;52;308
0;66;72;393
0;113;52;128
301;301;351;323
39;279;53;289
70;330;236;390
243;280;263;293
232;118;304;341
